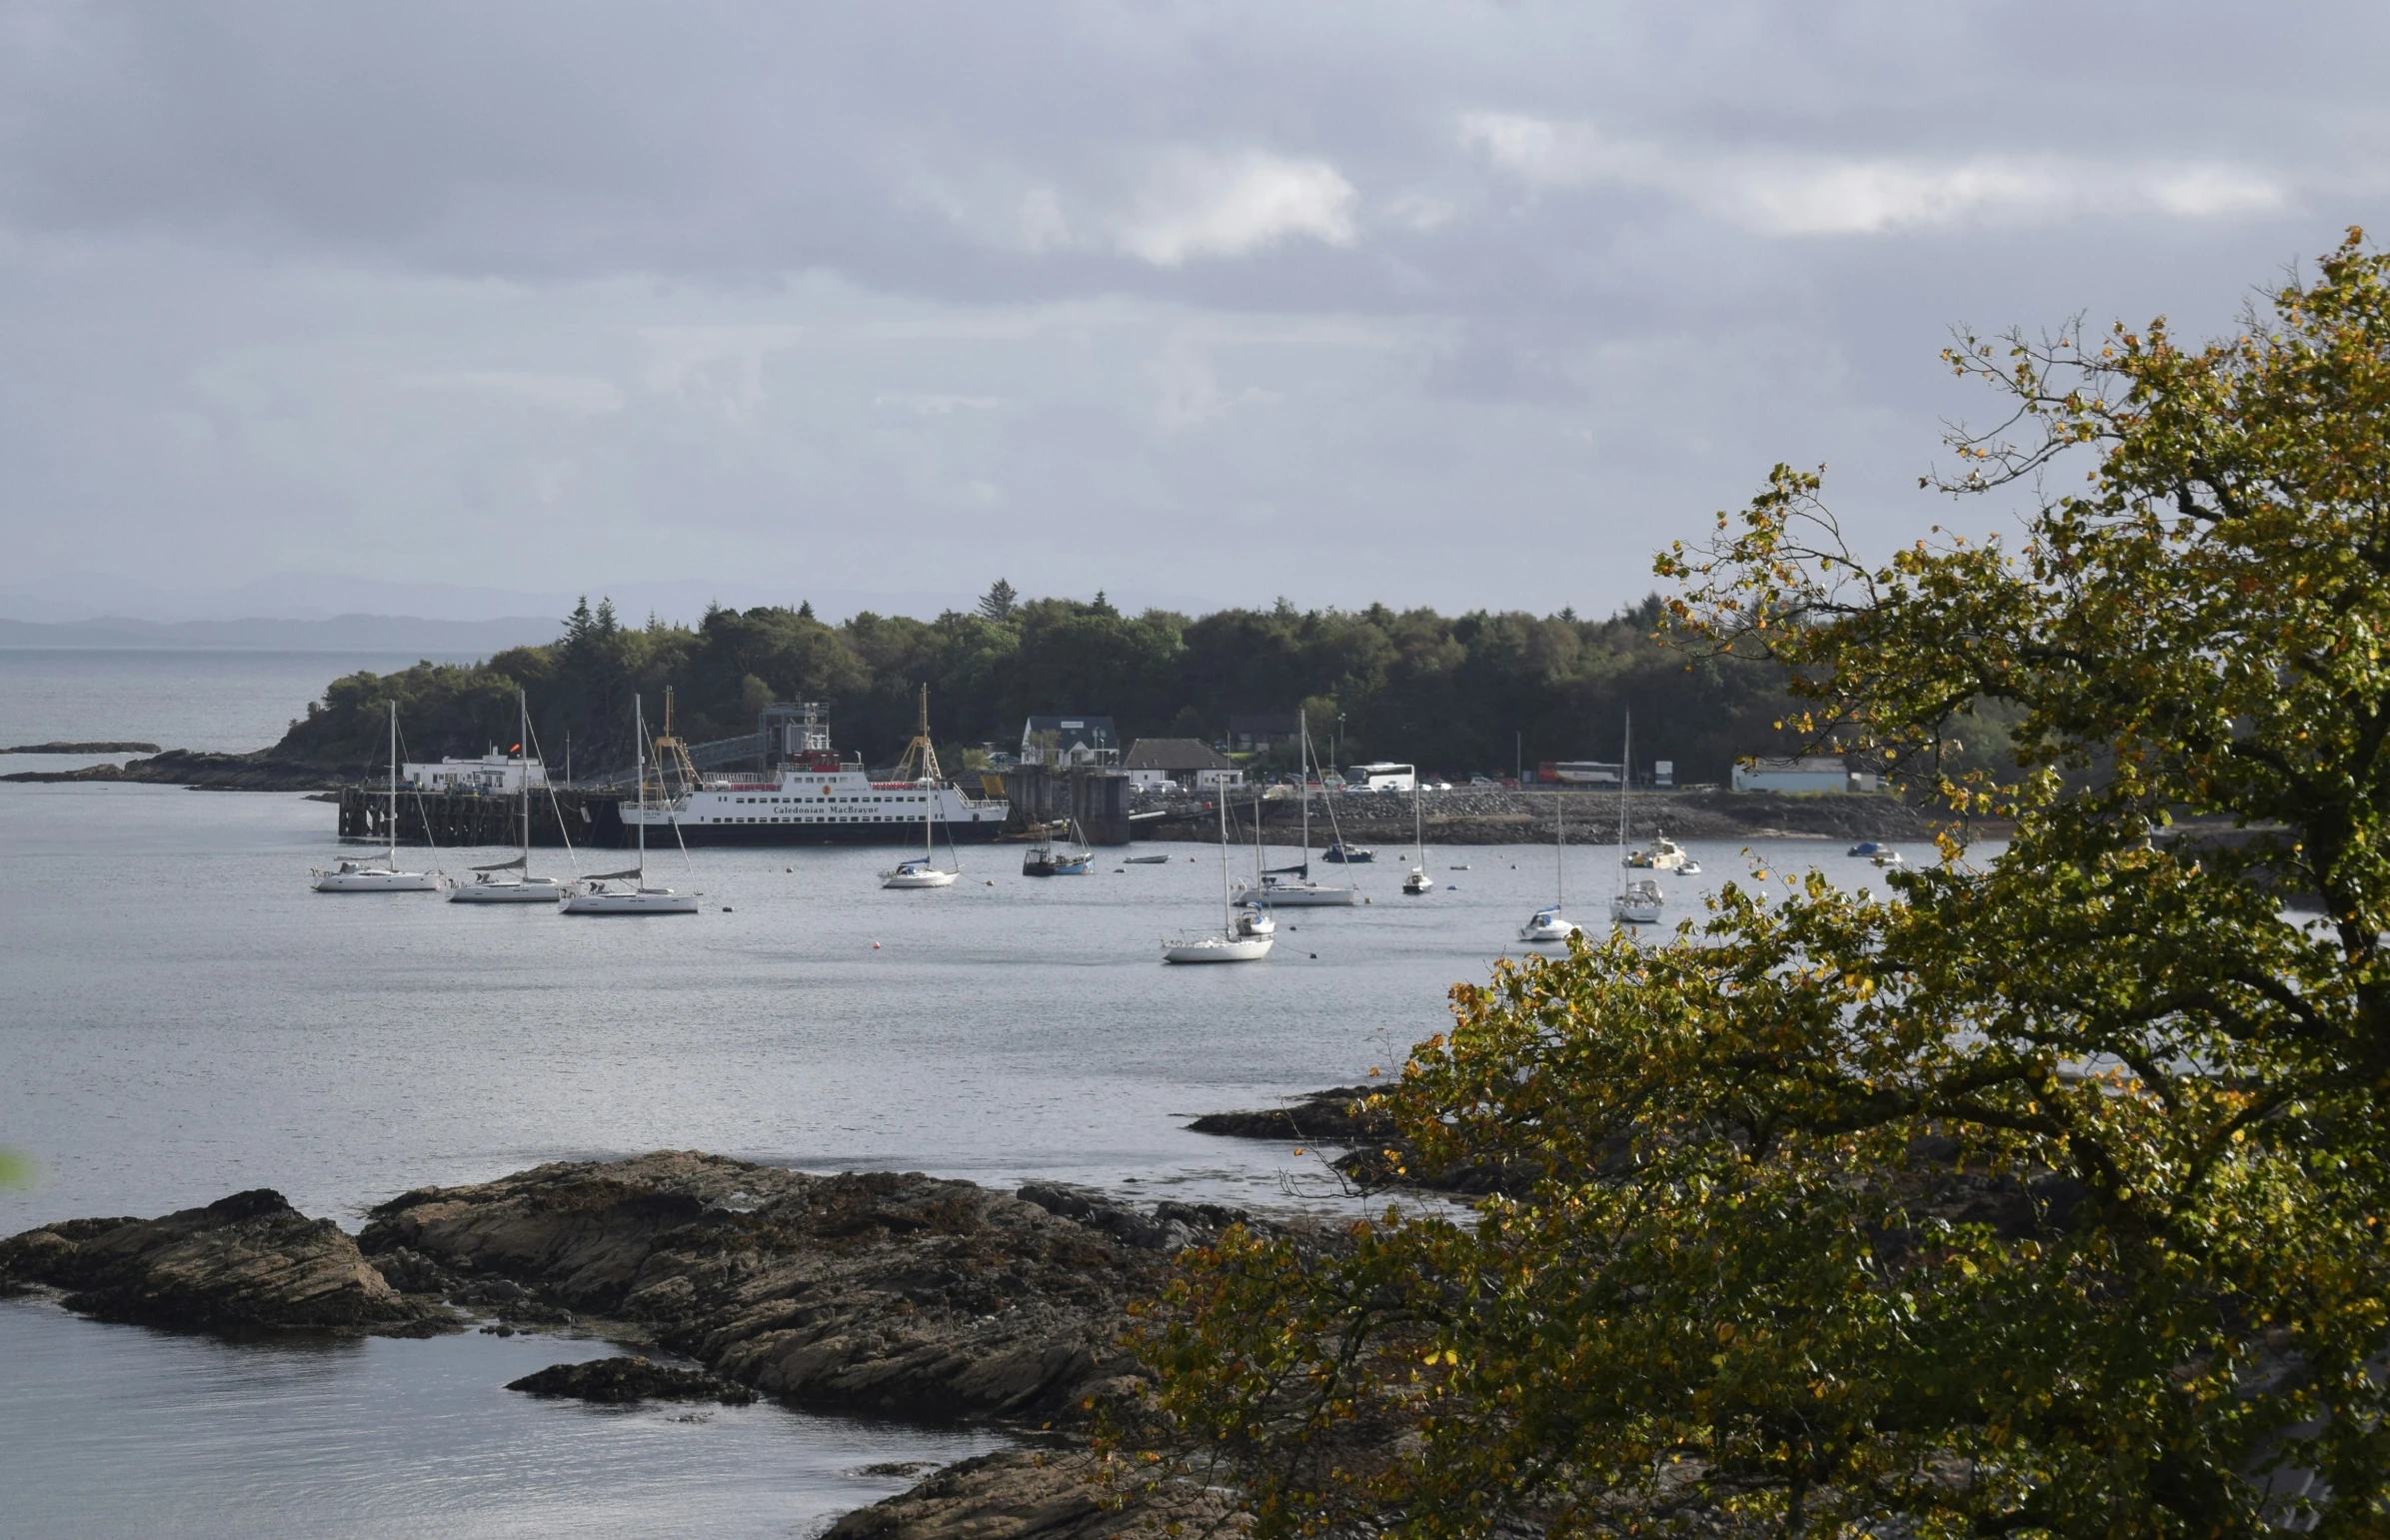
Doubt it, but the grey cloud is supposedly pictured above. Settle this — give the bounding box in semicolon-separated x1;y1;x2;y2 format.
0;2;2383;619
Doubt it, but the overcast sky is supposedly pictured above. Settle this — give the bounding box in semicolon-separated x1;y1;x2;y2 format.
0;1;2381;623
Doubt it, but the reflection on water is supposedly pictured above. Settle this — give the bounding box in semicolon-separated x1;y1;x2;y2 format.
1;1297;1005;1540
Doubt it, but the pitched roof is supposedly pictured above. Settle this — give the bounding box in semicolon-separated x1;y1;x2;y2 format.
1123;737;1234;772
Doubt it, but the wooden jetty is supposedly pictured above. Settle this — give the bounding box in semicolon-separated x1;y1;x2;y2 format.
337;785;627;848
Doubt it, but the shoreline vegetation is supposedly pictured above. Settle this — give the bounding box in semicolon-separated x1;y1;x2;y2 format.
9;589;1972;796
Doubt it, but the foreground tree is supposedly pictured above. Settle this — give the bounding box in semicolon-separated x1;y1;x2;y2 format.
1129;232;2390;1535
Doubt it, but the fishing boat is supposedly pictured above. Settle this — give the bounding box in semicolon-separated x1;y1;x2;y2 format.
880;687;962;889
449;691;563;903
1517;783;1582;942
314;702;441;892
562;697;700;914
1021;818;1093;876
1165;789;1273;962
1237;717;1356;907
1322;841;1375;863
1609;715;1664;926
1402;778;1432;894
1625;830;1693;871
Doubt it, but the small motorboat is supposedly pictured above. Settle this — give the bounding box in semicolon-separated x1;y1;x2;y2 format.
1848;840;1906;866
1322;841;1375;863
1022;819;1093;876
1125;853;1172;864
1624;831;1692;871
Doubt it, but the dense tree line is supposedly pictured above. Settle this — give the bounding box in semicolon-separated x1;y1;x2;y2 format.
276;591;1804;781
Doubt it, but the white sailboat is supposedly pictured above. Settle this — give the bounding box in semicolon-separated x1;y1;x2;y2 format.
562;696;700;915
1517;781;1582;943
449;690;563;903
882;686;961;889
1610;714;1664;926
1402;778;1432;894
1237;714;1355;907
313;701;441;892
1166;786;1274;962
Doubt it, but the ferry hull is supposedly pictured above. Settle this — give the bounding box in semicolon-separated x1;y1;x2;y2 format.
618;819;1011;848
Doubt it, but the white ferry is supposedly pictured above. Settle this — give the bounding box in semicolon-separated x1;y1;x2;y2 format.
618;705;1009;847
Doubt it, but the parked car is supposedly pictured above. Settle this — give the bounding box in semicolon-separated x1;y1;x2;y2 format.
1468;773;1496;786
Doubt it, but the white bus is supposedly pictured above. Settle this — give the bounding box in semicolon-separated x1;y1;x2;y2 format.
1346;762;1416;792
1546;760;1622;785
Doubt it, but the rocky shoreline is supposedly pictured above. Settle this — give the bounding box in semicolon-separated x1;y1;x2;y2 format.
1;1152;1259;1537
0;747;350;789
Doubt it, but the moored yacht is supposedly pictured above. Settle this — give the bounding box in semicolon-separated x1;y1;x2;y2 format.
1235;716;1355;907
1166;789;1273;963
314;702;440;892
450;690;564;903
880;688;964;889
1518;784;1582;942
563;697;699;915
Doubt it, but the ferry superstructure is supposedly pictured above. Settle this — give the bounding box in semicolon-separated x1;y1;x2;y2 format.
618;704;1009;847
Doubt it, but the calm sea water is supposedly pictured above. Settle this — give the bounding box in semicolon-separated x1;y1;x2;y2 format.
0;648;484;772
0;651;1935;1538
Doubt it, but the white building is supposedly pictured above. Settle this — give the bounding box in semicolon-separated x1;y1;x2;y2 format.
1123;738;1241;790
405;752;549;794
1730;756;1877;793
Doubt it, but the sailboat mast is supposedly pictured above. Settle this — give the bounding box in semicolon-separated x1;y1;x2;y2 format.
1299;712;1311;876
518;690;530;866
1556;788;1564;908
1616;713;1630;899
387;700;398;865
635;696;648;880
1218;785;1231;933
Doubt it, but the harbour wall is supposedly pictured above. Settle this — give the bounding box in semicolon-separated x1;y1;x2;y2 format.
338;785;624;848
998;766;1133;845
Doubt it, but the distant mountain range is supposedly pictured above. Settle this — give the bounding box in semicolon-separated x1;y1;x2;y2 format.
0;614;567;653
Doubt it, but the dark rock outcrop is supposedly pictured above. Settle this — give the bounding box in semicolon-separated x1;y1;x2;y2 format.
825;1448;1228;1540
0;1188;448;1333
506;1354;756;1404
1;741;162;754
1183;1084;1390;1142
357;1151;1244;1422
0;749;346;789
